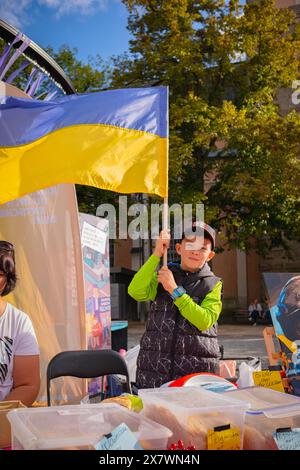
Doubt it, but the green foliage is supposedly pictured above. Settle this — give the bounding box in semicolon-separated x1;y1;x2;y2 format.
75;185;120;215
207;105;300;253
111;0;300;252
45;45;107;93
0;39;107;93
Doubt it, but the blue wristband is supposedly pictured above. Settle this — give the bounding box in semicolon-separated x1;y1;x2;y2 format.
170;286;186;300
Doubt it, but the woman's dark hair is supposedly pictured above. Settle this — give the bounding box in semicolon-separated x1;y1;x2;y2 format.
0;241;17;296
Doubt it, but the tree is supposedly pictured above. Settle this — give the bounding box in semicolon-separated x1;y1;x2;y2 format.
45;45;107;93
112;0;300;253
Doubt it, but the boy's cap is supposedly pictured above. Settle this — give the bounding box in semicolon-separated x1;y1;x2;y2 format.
183;221;216;250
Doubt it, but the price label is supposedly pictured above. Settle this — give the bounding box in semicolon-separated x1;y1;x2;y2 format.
253;370;285;392
273;428;300;450
207;426;241;450
94;423;143;450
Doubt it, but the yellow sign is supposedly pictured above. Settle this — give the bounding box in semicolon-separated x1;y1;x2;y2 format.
253;370;285;393
207;427;241;450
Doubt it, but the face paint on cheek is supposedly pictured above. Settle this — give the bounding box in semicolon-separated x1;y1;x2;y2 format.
185;240;204;251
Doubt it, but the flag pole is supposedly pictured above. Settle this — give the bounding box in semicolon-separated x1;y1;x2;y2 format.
163;86;169;267
163;196;168;267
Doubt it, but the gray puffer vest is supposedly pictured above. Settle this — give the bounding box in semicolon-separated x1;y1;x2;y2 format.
136;262;222;389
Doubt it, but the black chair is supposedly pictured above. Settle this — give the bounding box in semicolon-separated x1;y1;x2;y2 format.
46;349;131;406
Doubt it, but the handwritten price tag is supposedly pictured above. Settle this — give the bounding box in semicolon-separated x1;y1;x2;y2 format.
94;423;143;450
253;370;285;392
207;427;241;450
273;428;300;450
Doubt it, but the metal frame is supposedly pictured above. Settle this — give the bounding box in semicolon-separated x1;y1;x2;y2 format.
0;18;76;94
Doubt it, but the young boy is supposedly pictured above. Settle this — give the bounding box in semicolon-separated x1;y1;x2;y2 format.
128;222;223;389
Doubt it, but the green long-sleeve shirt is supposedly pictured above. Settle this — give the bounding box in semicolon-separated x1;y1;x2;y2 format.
128;254;222;331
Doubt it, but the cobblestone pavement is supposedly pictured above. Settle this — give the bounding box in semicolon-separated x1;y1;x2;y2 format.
128;322;277;369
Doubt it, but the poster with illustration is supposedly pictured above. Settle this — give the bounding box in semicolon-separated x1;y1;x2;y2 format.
80;213;111;395
263;273;300;377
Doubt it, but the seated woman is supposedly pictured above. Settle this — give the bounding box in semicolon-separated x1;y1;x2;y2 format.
0;241;40;406
248;298;263;326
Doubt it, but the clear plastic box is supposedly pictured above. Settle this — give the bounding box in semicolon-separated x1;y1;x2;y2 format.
225;386;300;450
7;403;172;450
138;387;249;450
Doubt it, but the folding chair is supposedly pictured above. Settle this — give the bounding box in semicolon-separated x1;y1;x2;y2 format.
46;349;131;406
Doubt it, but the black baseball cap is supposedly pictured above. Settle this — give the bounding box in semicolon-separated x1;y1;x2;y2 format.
182;221;216;250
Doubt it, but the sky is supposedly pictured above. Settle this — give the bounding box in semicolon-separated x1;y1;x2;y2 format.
0;0;131;63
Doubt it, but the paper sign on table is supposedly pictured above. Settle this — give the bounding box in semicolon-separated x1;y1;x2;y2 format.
207;426;241;450
273;428;300;450
94;423;143;450
252;370;285;392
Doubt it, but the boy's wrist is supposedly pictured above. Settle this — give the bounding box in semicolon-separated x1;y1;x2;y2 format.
153;249;162;258
151;253;161;263
167;282;178;295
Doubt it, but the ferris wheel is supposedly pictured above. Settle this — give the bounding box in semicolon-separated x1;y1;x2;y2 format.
0;17;76;99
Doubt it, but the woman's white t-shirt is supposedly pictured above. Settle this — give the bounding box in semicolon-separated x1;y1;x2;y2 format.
0;303;39;400
248;303;262;313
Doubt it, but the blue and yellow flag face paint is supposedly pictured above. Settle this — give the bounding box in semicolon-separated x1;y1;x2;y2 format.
0;87;168;204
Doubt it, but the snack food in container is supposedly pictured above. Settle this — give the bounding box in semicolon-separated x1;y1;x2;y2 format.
225;386;300;450
139;386;249;450
7;403;172;450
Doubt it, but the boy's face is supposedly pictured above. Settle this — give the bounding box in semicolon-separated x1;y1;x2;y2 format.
175;236;215;272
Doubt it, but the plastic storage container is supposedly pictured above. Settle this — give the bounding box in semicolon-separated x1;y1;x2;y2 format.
7;403;172;450
139;386;249;450
225;386;300;450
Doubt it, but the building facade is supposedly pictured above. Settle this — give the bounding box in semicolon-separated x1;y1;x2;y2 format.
109;0;300;320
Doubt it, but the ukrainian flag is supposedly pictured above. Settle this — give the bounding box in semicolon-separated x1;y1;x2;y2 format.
0;87;168;204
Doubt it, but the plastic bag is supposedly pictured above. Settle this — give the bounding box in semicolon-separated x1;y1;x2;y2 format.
80;393;103;405
124;345;140;383
237;357;261;388
219;360;237;379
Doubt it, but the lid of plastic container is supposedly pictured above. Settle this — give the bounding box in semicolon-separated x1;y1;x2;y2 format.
7;403;172;450
139;386;249;412
225;386;300;417
164;373;237;393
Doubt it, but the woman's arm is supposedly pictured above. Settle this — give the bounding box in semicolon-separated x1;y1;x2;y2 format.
4;355;40;406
